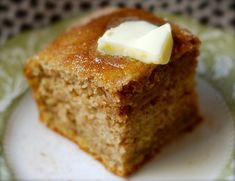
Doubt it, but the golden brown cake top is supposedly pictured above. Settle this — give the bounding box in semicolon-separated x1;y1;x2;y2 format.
28;8;200;90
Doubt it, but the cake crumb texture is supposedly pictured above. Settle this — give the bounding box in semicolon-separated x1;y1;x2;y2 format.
24;8;201;176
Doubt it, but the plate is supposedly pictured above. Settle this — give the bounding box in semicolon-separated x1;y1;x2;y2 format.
3;78;234;180
0;12;235;180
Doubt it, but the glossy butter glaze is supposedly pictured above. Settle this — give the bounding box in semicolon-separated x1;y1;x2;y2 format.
29;8;200;90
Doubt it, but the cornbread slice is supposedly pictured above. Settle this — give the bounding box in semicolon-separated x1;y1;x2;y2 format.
24;8;201;176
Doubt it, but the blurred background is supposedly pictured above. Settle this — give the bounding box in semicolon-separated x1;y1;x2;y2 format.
0;0;234;43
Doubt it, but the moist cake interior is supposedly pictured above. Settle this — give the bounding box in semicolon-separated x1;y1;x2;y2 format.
24;8;201;176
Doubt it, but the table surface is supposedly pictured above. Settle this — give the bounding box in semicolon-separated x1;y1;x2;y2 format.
0;0;234;43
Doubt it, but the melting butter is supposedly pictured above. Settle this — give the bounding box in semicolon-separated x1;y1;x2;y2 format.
97;21;173;64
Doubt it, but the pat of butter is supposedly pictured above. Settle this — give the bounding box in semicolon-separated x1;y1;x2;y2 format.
97;21;173;64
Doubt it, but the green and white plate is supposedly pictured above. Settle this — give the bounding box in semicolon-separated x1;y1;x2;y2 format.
0;13;234;180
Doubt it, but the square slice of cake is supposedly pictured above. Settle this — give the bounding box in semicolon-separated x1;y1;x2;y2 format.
24;8;201;176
